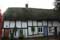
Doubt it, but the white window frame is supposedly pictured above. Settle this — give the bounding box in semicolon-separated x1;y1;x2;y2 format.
38;27;43;33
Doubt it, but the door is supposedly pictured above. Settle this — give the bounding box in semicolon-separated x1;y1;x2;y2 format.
44;26;48;36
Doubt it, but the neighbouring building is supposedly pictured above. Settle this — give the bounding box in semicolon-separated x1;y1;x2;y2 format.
55;0;60;10
0;9;3;40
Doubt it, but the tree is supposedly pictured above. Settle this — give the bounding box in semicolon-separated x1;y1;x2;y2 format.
10;29;14;40
31;26;35;36
10;27;17;40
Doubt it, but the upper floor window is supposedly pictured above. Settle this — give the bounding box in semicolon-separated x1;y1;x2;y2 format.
28;21;42;26
43;21;47;26
10;21;15;28
28;21;32;26
4;21;9;28
22;22;27;28
16;21;21;28
38;22;42;26
53;21;59;26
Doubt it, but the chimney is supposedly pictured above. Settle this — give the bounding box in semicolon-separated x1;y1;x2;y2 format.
25;3;28;8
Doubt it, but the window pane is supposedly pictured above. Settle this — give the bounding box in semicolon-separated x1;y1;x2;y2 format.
22;22;27;28
39;27;42;32
38;28;40;32
38;27;42;32
4;21;9;28
38;27;43;33
16;21;21;28
38;22;42;26
28;21;32;26
33;21;37;26
10;21;15;28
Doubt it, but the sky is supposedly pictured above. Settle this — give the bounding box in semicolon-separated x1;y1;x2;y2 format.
0;0;55;14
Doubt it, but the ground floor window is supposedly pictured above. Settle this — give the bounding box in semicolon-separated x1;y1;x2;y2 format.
48;27;54;32
38;27;43;33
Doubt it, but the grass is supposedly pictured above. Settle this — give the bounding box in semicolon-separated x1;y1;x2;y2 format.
2;36;59;40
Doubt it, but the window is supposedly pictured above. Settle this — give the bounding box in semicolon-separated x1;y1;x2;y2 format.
38;22;42;26
48;27;54;32
10;21;15;28
4;21;9;28
48;27;52;32
43;21;47;26
16;21;21;28
38;27;43;33
53;21;59;26
28;21;32;26
22;22;27;28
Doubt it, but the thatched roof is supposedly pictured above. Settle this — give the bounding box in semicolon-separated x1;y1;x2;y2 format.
3;7;60;21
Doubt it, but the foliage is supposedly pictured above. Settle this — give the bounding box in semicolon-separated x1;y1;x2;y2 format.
10;27;17;40
9;29;15;40
10;32;14;40
31;26;35;32
13;27;17;32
